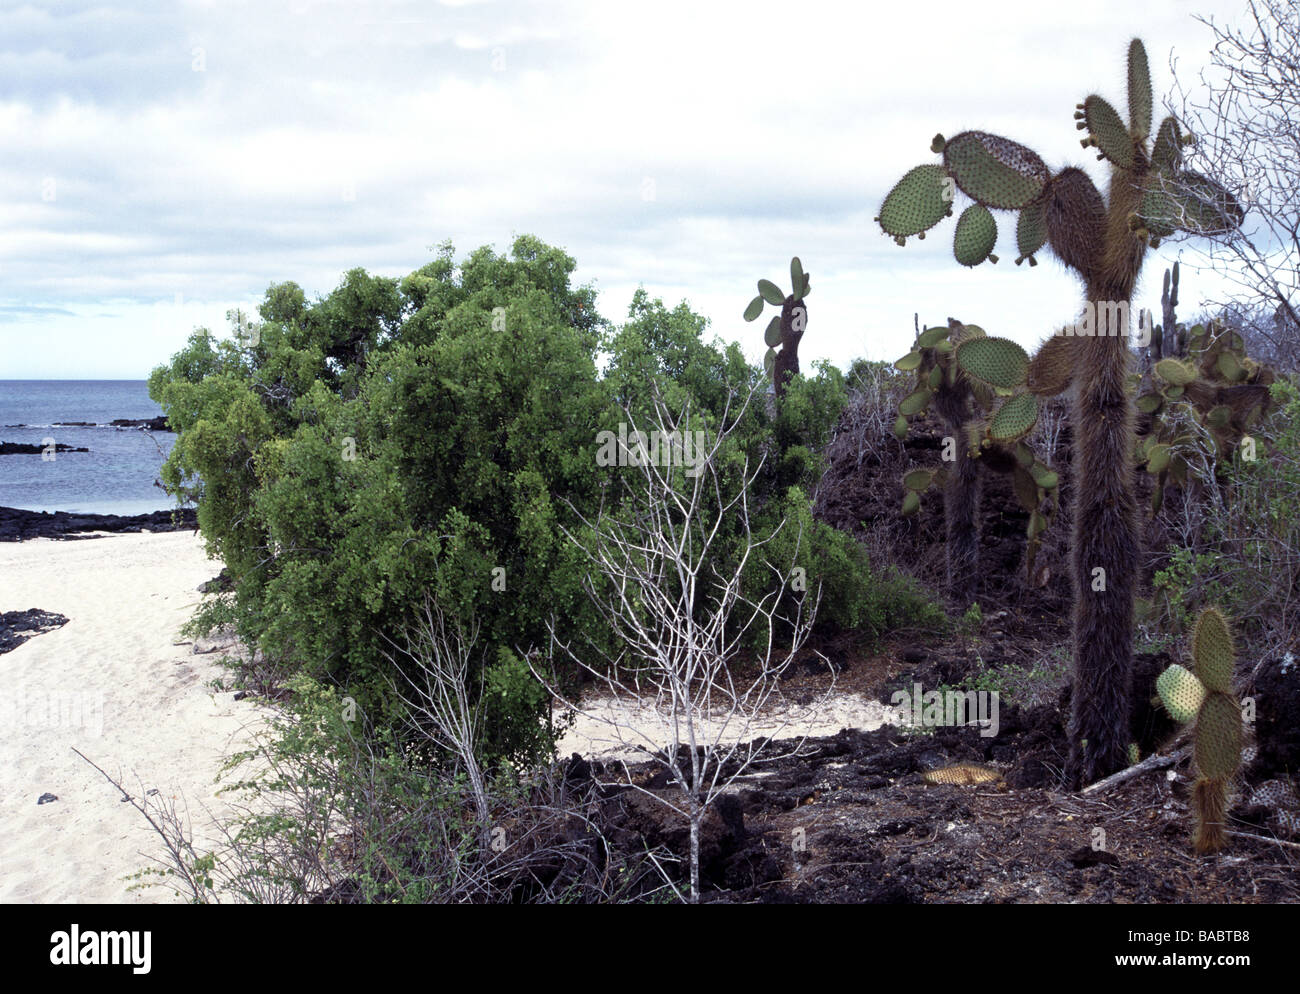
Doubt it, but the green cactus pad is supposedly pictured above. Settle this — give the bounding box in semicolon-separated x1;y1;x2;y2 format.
928;365;943;389
790;258;805;301
764;348;776;376
1147;443;1171;473
1015;442;1035;468
1026;333;1076;396
1081;94;1133;167
1177;172;1246;235
757;279;785;305
763;315;784;348
956;336;1029;389
895;351;923;371
1194;691;1242;780
1155;358;1196;386
1029;463;1059;490
904;469;934;492
893;414;908;440
1157;664;1206;723
953;204;998;267
942;131;1050;210
1216;351;1244;381
1081;95;1135;169
899;388;932;417
1151;116;1185;171
1206;405;1232;429
1193;607;1235;693
988;393;1038;441
1013;465;1040;511
743;295;764;322
878;164;952;238
1127;39;1153;140
1027;509;1048;539
1015;199;1048;265
917;326;950;349
801;272;811;298
902;491;921;516
1136;393;1163;414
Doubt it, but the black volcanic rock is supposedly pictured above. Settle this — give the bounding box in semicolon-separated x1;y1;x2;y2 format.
109;416;170;431
0;505;197;542
0;442;90;455
0;608;70;654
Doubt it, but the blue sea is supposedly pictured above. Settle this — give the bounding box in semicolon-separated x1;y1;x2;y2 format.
0;381;186;515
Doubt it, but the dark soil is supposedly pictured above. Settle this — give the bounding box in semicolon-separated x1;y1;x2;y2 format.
580;642;1300;903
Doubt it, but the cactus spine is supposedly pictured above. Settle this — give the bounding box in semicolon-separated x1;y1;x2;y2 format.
875;38;1244;785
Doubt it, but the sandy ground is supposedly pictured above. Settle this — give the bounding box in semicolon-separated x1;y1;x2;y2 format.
0;531;254;904
555;688;899;762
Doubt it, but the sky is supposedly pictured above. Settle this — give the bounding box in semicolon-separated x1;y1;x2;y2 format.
0;0;1270;379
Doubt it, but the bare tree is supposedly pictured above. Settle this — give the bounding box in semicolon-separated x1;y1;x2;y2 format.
1168;0;1299;360
537;382;831;903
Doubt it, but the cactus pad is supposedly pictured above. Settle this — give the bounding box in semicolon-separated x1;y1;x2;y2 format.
878;164;952;239
757;279;785;305
1127;39;1153;139
902;491;921;516
1194;691;1242;780
988;393;1038;441
942;130;1050;210
1080;94;1134;169
917;325;951;348
899;388;932;417
743;295;764;322
1151;115;1185;171
1156;663;1206;723
1016;198;1048;265
790;258;805;301
953;203;998;266
956;336;1029;388
1193;607;1235;693
895;350;923;371
904;469;934;492
764;315;784;348
1155;358;1196;386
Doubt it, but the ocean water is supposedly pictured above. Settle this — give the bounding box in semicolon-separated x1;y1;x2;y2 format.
0;381;186;515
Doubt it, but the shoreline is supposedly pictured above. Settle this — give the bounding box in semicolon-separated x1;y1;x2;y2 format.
0;505;198;543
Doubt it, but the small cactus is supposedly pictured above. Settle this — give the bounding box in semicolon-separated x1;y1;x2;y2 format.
1154;607;1244;853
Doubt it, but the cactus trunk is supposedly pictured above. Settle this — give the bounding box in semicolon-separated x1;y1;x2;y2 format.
933;381;980;607
1067;170;1146;786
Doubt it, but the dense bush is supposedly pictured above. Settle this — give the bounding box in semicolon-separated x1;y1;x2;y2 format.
151;236;942;768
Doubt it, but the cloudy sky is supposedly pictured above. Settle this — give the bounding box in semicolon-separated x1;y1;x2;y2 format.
0;0;1264;379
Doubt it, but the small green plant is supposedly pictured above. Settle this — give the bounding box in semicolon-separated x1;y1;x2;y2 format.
1155;607;1243;853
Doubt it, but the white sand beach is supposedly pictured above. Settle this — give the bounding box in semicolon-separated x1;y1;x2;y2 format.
0;531;251;904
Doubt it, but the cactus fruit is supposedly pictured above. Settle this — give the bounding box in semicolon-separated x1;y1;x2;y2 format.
742;257;811;398
1154;608;1243;853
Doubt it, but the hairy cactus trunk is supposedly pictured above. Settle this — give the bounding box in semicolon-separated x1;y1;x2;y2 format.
933;383;980;608
1067;170;1145;786
773;297;805;399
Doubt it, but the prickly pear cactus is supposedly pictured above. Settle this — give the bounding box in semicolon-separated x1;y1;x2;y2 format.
1154;607;1244;853
742;256;811;399
894;319;1062;598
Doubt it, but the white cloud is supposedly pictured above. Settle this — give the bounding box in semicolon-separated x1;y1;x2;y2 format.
0;0;1266;378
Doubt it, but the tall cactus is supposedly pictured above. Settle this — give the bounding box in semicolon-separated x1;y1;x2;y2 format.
876;39;1244;785
742;257;811;399
1155;607;1243;853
